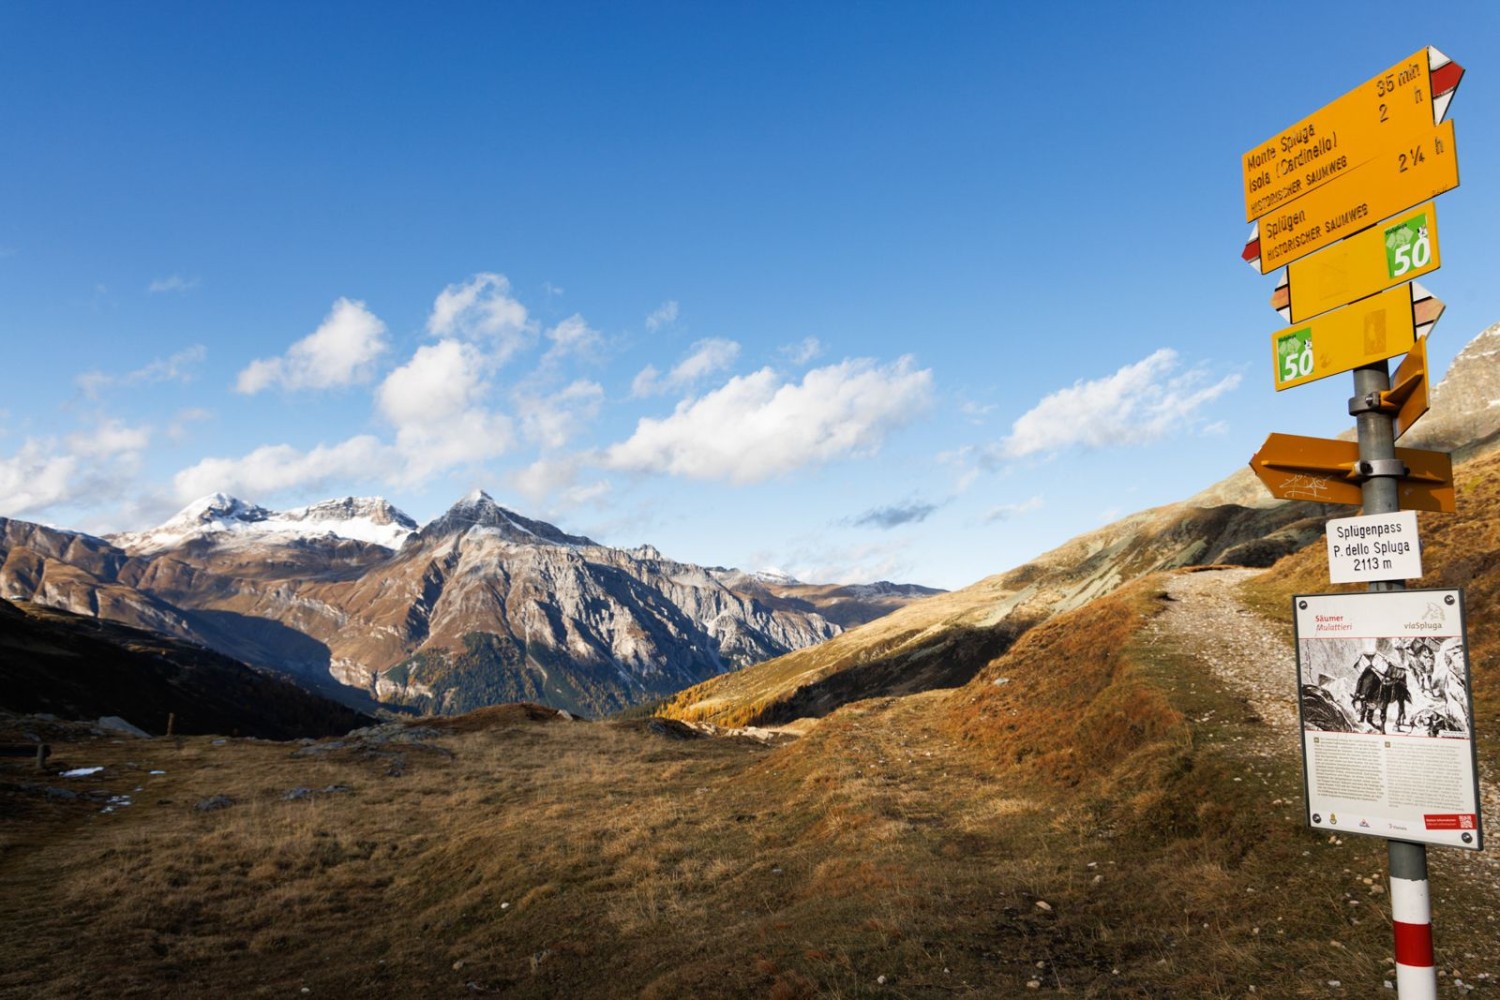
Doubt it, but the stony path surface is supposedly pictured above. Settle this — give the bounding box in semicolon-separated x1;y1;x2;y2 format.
1145;565;1500;979
1141;566;1299;735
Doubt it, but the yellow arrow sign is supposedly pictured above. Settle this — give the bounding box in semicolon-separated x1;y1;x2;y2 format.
1241;47;1461;222
1248;119;1458;275
1271;282;1443;391
1249;432;1454;512
1249;118;1457;274
1242;49;1427;222
1273;201;1441;324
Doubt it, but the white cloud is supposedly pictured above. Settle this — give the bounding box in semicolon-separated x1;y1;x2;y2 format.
543;314;604;365
631;338;741;397
171;436;390;503
392;410;515;482
630;364;662;398
670;338;739;385
510;455;612;508
67;419;150;459
378;340;486;426
782;337;823;365
167;408;214;443
606;356;933;484
982;495;1044;523
645;300;679;331
994;350;1241;461
147;274;199;294
937;446;982;494
517;380;604;450
77;345;207;400
376;339;514;480
0;420;151;519
961;400;996;423
235;298;388;394
427;272;534;362
749;537;917;587
0;441;80;517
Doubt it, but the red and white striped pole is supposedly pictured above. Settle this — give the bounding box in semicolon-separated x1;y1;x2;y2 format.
1390;843;1437;998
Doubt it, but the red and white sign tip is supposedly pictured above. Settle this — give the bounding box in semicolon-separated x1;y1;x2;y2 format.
1429;47;1463;125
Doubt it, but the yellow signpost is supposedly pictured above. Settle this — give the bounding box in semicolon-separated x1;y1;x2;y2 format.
1275;201;1440;323
1250;118;1457;274
1270;282;1443;391
1241;47;1440;223
1241;47;1468;995
1248;432;1454;512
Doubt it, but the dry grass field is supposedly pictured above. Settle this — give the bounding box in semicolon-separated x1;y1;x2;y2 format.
5;450;1500;998
6;565;1499;998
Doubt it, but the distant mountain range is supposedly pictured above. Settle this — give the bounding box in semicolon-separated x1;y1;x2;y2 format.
8;321;1494;731
0;490;939;719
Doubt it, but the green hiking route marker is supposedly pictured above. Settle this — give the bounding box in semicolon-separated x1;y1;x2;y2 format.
1278;328;1314;384
1385;212;1433;279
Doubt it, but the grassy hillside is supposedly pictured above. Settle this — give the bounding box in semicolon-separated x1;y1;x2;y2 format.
657;493;1332;729
6;556;1496;996
5;421;1499;997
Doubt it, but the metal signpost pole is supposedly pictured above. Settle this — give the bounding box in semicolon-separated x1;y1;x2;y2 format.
1244;48;1469;997
1352;360;1437;998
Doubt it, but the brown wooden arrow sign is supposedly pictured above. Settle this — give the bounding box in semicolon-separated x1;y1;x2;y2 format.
1249;431;1454;512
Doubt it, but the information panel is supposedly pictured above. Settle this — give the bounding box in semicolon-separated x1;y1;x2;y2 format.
1294;589;1481;850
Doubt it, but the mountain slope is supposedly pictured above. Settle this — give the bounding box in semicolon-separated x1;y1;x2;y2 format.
660;322;1500;729
0;597;371;738
300;493;842;716
658;494;1329;726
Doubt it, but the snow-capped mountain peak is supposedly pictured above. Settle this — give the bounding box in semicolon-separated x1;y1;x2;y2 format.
414;491;595;547
179;492;273;526
110;494;418;553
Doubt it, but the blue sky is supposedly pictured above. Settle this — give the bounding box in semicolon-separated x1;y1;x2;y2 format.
2;2;1496;590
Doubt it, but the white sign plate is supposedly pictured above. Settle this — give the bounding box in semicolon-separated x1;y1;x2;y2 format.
1326;511;1423;583
1293;588;1481;850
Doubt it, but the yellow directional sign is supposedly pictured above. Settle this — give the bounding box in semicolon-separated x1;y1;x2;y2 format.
1252;118;1457;274
1249;432;1454;512
1271;282;1443;391
1386;335;1431;441
1242;48;1440;223
1276;201;1440;323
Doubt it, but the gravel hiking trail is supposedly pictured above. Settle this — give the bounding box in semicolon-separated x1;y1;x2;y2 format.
1146;566;1500;950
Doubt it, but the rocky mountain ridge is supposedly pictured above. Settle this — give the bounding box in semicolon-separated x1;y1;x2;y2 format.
2;490;936;719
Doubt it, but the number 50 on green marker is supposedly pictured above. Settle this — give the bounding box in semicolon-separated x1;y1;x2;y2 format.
1277;328;1313;384
1270;284;1419;391
1282;201;1441;325
1386;211;1433;278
